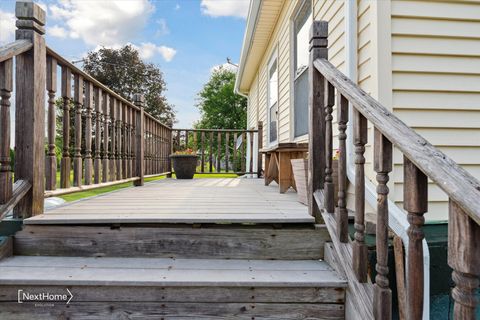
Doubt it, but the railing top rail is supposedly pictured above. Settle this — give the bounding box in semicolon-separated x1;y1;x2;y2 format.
173;128;258;133
47;46;140;111
0;39;32;63
47;46;171;129
314;58;480;224
144;112;172;129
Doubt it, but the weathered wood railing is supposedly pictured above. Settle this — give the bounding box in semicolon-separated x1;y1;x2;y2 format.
0;2;172;219
172;126;262;176
308;21;479;320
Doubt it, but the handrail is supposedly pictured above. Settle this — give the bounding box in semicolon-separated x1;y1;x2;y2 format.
0;180;31;220
0;40;32;63
46;46;140;112
173;128;258;133
314;58;480;225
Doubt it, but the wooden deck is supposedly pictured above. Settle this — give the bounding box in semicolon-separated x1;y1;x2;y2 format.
27;178;313;225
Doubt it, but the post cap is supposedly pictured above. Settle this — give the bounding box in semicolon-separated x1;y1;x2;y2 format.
133;93;145;106
309;21;328;51
16;2;46;34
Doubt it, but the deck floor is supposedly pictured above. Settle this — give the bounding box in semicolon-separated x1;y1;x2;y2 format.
26;178;313;224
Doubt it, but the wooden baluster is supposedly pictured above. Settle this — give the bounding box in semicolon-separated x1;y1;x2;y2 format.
122;103;127;178
250;131;254;173
168;127;173;176
84;81;93;185
157;125;160;173
72;74;83;187
154;124;158;174
60;66;72;189
404;157;428;320
93;88;102;184
225;132;230;172
336;94;349;242
131;108;136;177
14;2;46;217
0;59;13;203
45;57;57;191
126;107;132;178
201;131;205;173
241;132;246;173
233;133;237;173
448;200;480;320
209;131;213;173
308;21;328;220
193;131;197;153
352;109;368;282
116;101;122;180
148;119;152;174
257;121;263;178
324;81;335;213
373;129;393;320
133;94;144;186
110;98;116;181
217;132;221;173
102;93;109;183
185;130;189;149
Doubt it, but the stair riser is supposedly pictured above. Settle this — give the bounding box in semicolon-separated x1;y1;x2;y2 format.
14;225;330;260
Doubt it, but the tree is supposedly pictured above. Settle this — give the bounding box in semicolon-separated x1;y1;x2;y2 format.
195;66;247;130
82;45;176;125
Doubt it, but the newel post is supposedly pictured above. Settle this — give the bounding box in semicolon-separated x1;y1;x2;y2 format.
14;2;46;218
133;94;145;186
257;121;263;178
308;21;328;222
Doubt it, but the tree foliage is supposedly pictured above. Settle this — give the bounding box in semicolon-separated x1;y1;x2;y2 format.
83;45;176;125
195;67;247;130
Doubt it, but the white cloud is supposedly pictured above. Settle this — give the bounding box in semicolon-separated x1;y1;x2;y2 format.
48;25;68;38
134;42;177;62
48;0;154;47
156;19;169;37
200;0;249;19
0;10;16;44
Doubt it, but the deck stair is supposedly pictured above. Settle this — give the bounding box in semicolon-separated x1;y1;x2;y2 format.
0;181;347;319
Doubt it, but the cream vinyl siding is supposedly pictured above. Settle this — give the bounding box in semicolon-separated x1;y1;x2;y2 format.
390;0;480;222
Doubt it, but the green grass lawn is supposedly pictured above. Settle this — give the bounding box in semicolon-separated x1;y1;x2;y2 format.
58;172;239;202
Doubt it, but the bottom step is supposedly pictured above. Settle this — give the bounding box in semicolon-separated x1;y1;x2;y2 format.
0;256;346;320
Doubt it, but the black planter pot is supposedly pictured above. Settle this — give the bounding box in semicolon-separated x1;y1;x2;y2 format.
169;154;198;179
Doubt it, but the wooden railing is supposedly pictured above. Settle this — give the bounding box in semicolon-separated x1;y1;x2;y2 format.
0;2;171;219
172;126;262;176
308;21;479;320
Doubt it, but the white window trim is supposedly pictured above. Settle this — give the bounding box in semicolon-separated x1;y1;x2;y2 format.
267;47;279;147
289;0;312;142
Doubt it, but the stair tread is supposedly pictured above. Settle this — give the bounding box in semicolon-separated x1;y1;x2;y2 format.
0;256;346;287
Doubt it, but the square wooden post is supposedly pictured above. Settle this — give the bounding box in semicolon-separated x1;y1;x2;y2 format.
14;2;46;218
308;21;328;222
257;121;263;178
133;94;145;186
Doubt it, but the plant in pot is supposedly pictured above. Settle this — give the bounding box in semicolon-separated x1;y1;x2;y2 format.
291;150;339;205
170;148;198;179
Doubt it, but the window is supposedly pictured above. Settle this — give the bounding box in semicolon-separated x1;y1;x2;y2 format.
268;55;278;144
293;0;312;138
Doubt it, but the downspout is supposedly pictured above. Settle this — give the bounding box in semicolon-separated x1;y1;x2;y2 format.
344;1;430;318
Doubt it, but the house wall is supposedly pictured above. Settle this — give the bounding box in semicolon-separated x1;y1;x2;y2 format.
245;0;480;222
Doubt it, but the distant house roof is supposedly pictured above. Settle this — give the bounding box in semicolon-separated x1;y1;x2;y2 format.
234;0;284;95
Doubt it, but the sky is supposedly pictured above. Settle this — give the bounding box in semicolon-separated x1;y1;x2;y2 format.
0;0;249;128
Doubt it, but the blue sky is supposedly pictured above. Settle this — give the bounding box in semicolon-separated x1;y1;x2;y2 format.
0;0;249;128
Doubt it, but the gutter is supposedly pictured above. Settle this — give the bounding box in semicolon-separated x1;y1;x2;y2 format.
234;0;263;97
344;1;430;318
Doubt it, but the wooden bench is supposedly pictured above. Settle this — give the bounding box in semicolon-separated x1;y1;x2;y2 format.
260;143;308;193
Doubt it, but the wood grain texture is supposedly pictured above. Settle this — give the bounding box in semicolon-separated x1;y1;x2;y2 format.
102;93;110;183
393;236;406;320
93;87;102;184
373;130;393;320
60;66;71;189
0;39;32;63
314;58;480;225
0;180;31;220
336;94;348;243
448;200;480;320
73;73;83;187
257;121;263;177
0;59;13;204
14;2;46;217
84;81;93;185
308;21;328;222
133;94;144;186
0;237;12;261
324;81;335;213
45;56;57;191
15;225;329;260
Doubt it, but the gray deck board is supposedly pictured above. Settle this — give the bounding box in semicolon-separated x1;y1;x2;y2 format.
26;178;313;224
0;256;346;287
